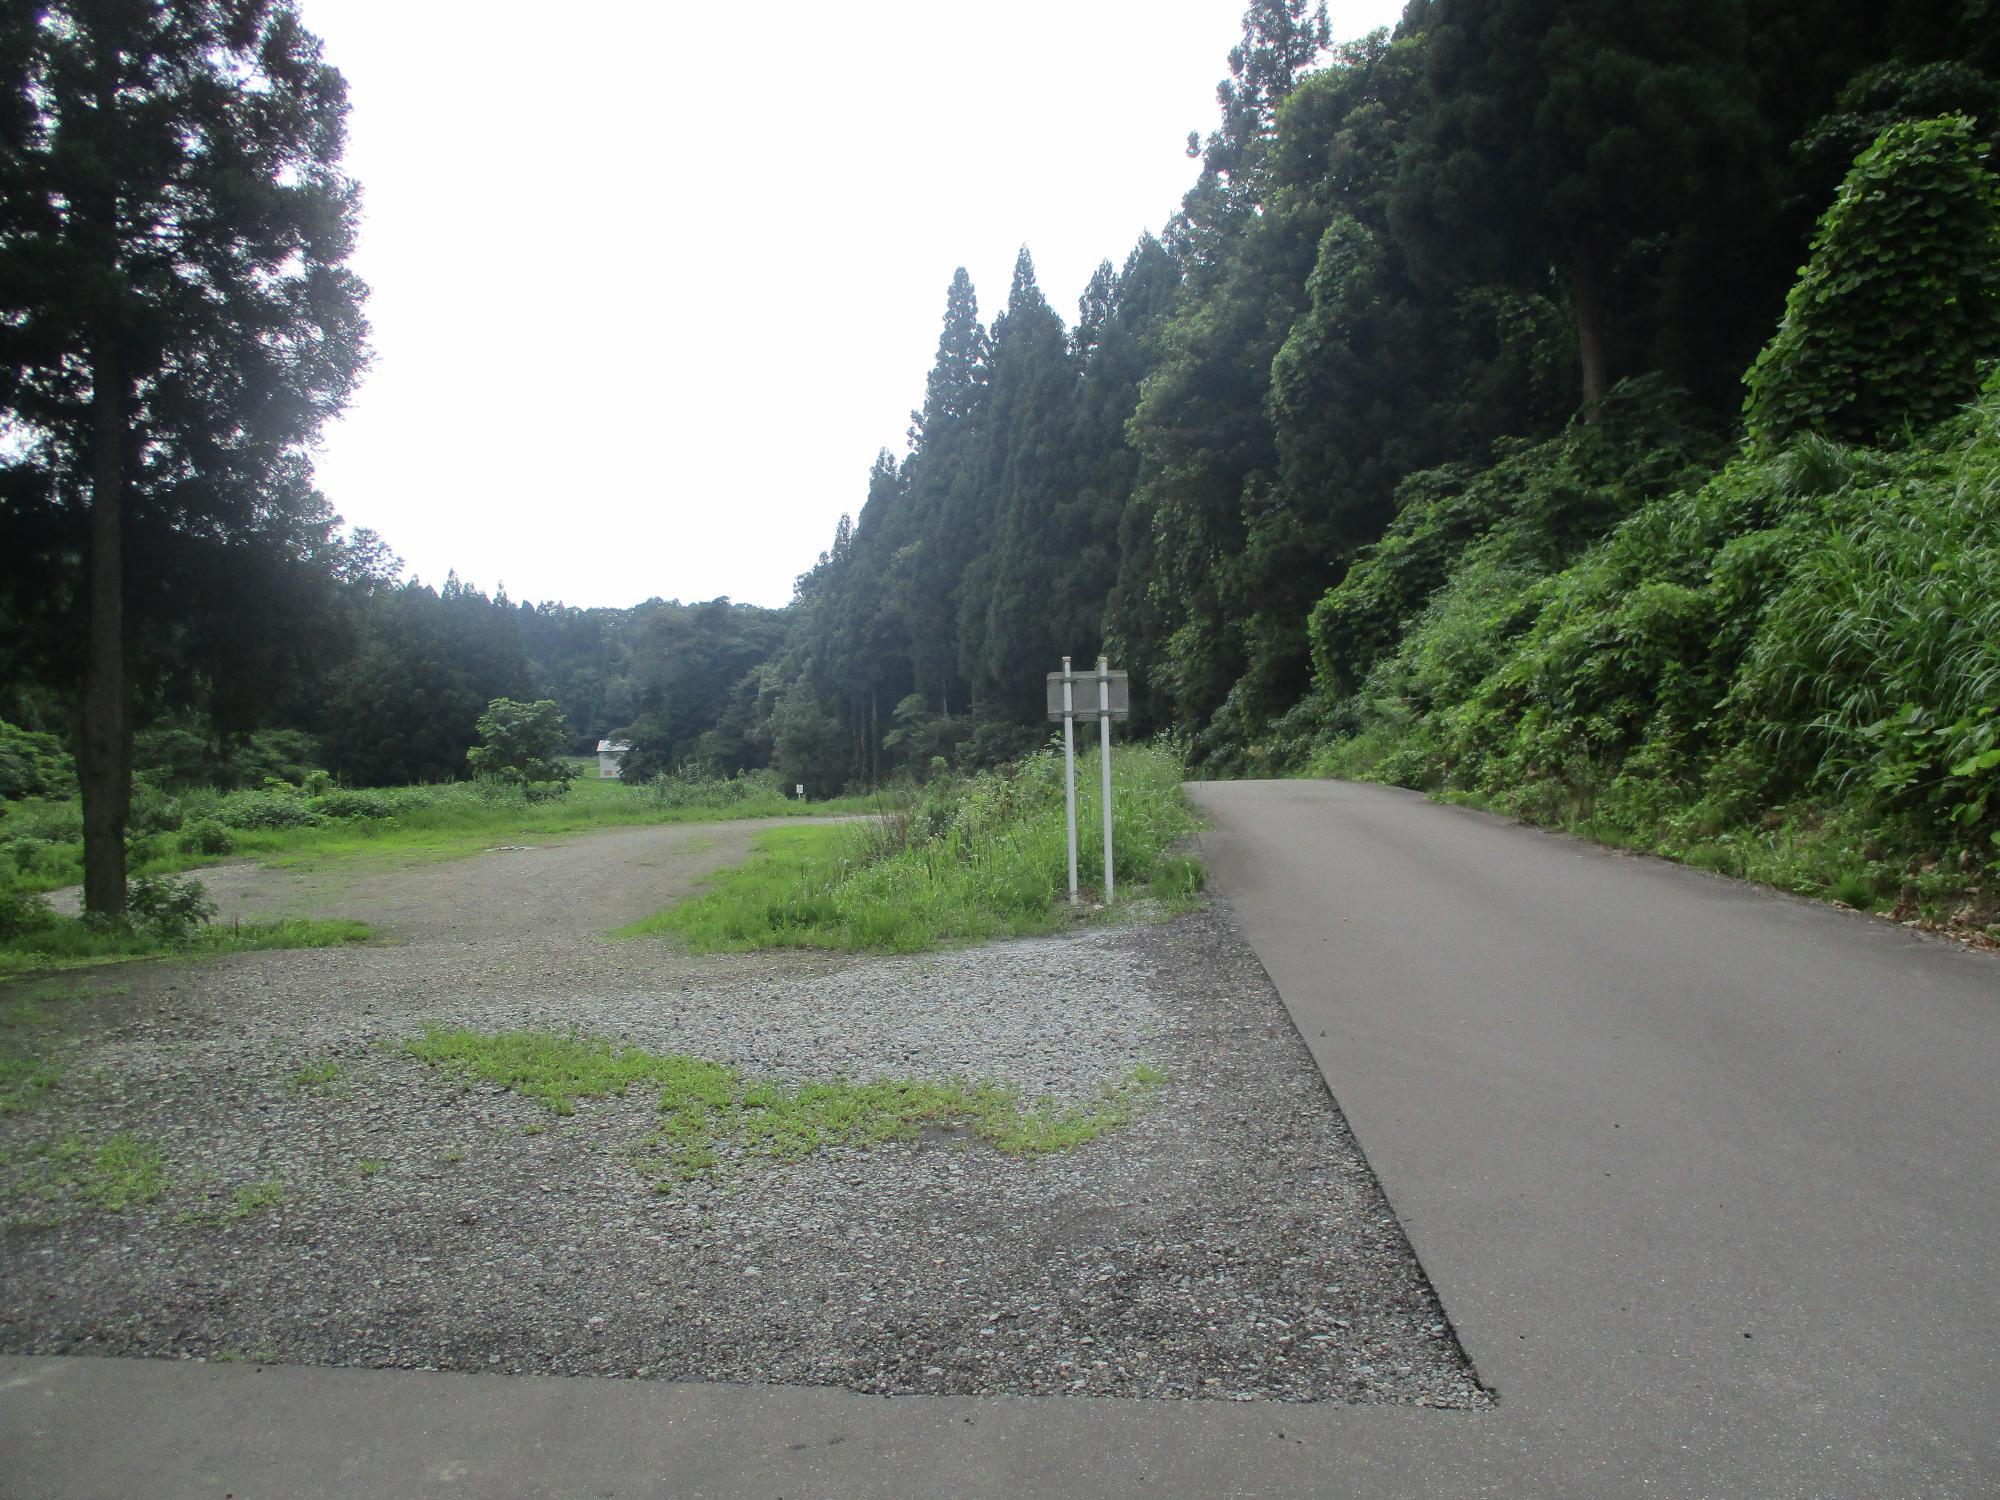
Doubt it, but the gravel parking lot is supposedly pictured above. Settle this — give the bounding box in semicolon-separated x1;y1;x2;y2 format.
0;825;1488;1408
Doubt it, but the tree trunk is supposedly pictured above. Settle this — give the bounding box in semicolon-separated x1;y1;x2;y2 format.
1570;251;1612;418
79;339;130;916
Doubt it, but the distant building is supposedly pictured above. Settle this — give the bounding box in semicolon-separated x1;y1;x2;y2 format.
596;739;632;780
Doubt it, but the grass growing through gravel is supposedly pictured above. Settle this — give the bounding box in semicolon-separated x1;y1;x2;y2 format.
618;744;1203;954
175;1178;285;1226
292;1058;344;1092
404;1026;1163;1189
6;1131;168;1212
0;976;125;1113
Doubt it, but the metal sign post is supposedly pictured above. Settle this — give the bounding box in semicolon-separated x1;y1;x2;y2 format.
1047;658;1130;906
1061;657;1079;904
1098;655;1114;904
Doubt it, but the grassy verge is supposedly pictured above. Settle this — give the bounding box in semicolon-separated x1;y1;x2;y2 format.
618;744;1203;954
404;1026;1161;1190
0;771;900;893
0;914;372;980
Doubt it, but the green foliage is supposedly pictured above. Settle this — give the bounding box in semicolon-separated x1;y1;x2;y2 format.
292;1059;344;1092
465;698;576;790
1745;115;2000;447
317;576;537;787
125;876;218;945
1308;378;1725;700
176;820;235;857
132;721;324;793
0;770;895;902
405;1026;1162;1189
1309;379;2000;927
0;722;73;803
623;745;1200;953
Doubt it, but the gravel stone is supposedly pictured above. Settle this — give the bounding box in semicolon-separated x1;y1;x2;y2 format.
1;824;1490;1407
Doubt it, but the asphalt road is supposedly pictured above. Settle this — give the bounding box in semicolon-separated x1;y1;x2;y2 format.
1189;779;2000;1497
4;780;1995;1497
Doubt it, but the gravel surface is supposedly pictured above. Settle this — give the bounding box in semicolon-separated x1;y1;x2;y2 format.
1;824;1489;1407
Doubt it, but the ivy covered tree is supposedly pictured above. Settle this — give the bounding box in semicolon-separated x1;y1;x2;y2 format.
0;0;369;912
1744;114;2000;448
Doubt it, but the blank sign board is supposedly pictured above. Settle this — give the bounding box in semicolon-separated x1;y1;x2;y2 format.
1047;670;1129;721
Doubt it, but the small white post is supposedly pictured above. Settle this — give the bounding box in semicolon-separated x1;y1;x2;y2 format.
1062;656;1079;905
1098;654;1114;904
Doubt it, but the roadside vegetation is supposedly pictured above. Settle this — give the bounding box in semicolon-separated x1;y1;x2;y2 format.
0;764;894;900
404;1025;1163;1189
0;872;371;980
1295;118;2000;940
618;744;1202;954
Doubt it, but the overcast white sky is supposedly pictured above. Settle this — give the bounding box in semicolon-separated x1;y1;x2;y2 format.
294;0;1404;609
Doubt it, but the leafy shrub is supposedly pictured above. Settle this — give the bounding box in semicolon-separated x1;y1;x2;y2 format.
1312;374;2000;917
1745;115;2000;448
0;721;74;802
0;799;82;845
126;875;217;943
126;782;185;837
308;788;398;821
1308;377;1723;699
0;886;57;940
213;788;323;831
465;699;575;789
177;820;235;856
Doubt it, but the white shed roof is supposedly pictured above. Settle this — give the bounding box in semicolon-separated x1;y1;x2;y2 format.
596;739;631;754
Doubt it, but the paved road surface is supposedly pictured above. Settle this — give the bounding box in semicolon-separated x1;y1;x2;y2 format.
4;780;1995;1497
1187;779;1999;1497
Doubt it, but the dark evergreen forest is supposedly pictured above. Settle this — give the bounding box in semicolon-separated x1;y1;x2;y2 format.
5;0;1997;813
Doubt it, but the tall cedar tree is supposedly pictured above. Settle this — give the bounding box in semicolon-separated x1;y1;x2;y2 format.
902;268;989;714
970;247;1078;712
1392;0;1766;411
0;1;368;911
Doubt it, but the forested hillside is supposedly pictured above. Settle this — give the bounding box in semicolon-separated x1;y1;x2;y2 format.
5;0;1998;923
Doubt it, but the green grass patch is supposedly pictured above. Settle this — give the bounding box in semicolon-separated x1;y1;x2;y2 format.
0;915;373;980
177;1177;285;1226
0;975;121;1113
0;772;901;893
0;1051;61;1115
231;1179;286;1214
291;1057;344;1091
405;1026;1163;1190
10;1131;168;1213
618;745;1202;954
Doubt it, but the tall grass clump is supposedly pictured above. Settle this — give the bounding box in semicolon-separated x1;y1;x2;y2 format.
621;743;1201;954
